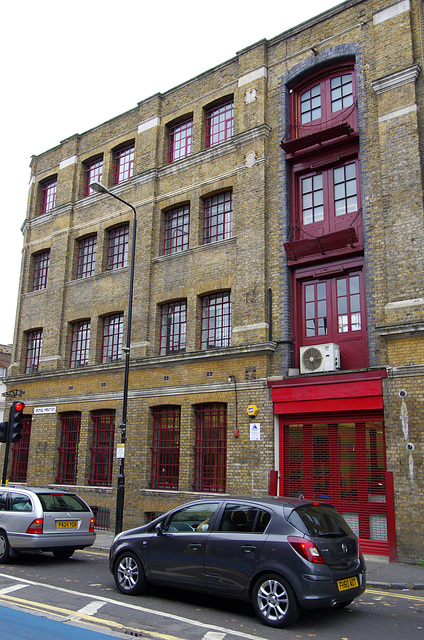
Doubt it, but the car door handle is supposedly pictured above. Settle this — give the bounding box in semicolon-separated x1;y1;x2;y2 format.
241;545;257;553
188;543;202;550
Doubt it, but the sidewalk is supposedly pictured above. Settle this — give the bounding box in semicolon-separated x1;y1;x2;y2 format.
93;531;424;590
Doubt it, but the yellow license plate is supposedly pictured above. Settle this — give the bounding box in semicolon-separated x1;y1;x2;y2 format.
337;576;359;592
56;521;78;529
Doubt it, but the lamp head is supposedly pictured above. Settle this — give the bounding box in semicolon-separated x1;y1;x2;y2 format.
89;181;108;194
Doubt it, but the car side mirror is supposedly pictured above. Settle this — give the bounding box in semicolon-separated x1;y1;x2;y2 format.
155;522;165;536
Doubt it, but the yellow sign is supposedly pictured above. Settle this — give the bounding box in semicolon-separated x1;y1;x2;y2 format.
246;404;258;416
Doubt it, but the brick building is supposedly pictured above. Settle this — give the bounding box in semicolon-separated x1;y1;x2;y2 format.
6;0;424;561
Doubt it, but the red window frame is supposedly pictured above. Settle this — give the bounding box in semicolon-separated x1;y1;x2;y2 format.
32;250;50;291
113;144;134;184
40;178;57;214
70;320;90;368
84;157;103;196
293;152;361;240
168;119;193;162
203;191;233;244
295;262;368;370
201;292;231;350
56;412;81;484
160;301;186;355
25;329;42;373
163;205;190;254
101;314;123;363
193;403;227;492
89;410;115;486
9;415;32;482
292;64;357;139
206;100;234;147
107;225;128;270
77;235;97;279
150;406;180;490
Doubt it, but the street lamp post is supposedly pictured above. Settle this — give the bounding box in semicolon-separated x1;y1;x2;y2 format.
90;181;137;536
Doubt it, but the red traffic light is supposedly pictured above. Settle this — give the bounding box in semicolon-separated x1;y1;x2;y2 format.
14;402;25;412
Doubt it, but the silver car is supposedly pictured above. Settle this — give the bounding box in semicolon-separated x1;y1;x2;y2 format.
0;486;96;561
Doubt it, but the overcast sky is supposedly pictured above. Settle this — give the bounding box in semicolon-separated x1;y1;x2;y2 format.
1;0;342;345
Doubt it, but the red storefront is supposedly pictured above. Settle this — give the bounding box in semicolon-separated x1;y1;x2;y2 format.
269;370;397;560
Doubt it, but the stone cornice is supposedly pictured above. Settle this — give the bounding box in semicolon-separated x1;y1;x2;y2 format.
371;64;420;94
375;321;424;338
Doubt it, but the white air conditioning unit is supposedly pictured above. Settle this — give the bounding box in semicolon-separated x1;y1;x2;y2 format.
300;343;341;374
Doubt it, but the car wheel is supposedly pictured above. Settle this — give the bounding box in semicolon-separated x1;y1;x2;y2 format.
114;551;147;595
53;549;75;560
0;531;12;564
252;573;300;628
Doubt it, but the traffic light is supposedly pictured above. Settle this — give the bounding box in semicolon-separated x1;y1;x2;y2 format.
0;422;7;443
9;401;25;443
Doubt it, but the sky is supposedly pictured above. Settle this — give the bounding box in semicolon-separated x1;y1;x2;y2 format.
1;0;342;345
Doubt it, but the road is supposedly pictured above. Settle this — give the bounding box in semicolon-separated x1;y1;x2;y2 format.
0;548;422;640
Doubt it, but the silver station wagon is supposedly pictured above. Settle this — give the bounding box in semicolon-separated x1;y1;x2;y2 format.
0;486;96;561
109;496;366;628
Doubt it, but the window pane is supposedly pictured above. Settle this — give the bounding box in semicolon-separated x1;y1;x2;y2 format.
102;314;123;362
113;145;134;184
84;158;103;196
40;178;57;214
169;119;193;161
206;101;234;147
164;205;190;254
201;292;231;350
160;301;186;355
204;192;233;243
107;225;128;270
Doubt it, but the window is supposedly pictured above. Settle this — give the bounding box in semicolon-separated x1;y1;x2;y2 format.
40;178;57;214
218;504;271;533
113;144;134;184
70;320;90;368
160;301;186;355
89;410;115;486
206;100;234;147
9;415;32;483
84;157;103;196
56;412;81;484
150;406;180;490
294;66;356;138
32;250;50;291
168;119;193;162
163;205;190;254
76;235;96;279
201;292;231;350
107;225;128;270
203;191;233;243
25;330;42;373
193;403;226;492
101;314;123;363
294;156;361;239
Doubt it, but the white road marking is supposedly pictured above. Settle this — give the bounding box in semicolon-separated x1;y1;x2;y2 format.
75;600;106;616
0;584;29;595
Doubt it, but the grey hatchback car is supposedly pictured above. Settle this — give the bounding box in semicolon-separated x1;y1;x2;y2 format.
109;496;366;628
0;486;96;562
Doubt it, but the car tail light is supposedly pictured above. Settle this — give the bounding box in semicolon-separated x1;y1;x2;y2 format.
288;536;325;564
89;517;95;533
26;518;43;535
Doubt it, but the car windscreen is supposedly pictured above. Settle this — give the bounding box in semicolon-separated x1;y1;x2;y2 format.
288;504;354;538
37;493;90;512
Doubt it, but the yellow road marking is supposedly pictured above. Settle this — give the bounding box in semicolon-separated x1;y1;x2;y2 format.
367;588;424;602
0;593;184;640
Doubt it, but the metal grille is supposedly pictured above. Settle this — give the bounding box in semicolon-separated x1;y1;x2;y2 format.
91;506;111;530
25;329;43;373
168;119;193;161
160;301;186;355
206;100;234;147
101;314;123;363
283;420;387;543
107;225;128;270
201;292;231;350
163;205;190;254
84;158;103;196
70;320;90;368
203;191;233;243
89;410;115;486
113;144;134;184
9;415;32;482
40;178;57;214
57;412;81;484
32;250;50;291
193;403;227;492
77;235;97;279
150;406;180;490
